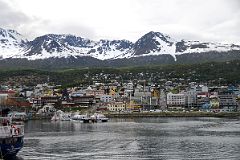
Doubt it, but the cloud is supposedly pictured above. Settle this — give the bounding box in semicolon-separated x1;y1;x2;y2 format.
0;0;30;28
0;0;44;39
47;23;96;40
0;0;240;44
133;0;240;43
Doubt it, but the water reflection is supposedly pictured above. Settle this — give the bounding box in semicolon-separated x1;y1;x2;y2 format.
18;117;240;160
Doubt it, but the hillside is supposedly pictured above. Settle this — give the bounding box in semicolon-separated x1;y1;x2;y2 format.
0;60;239;87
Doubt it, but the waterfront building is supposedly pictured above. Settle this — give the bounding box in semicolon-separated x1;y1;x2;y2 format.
159;89;167;109
107;102;126;112
210;96;220;109
218;91;238;110
167;92;185;109
196;92;210;109
185;90;197;109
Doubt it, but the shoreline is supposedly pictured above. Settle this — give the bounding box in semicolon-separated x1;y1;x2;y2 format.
105;112;240;118
26;112;240;121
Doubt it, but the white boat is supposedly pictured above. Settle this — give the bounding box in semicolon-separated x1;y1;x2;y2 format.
90;113;109;123
7;112;28;121
71;114;91;123
51;110;71;121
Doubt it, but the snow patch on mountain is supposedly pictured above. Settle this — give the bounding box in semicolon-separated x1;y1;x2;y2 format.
0;28;28;59
176;40;240;55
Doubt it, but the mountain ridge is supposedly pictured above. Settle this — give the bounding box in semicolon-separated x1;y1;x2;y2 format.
1;27;240;62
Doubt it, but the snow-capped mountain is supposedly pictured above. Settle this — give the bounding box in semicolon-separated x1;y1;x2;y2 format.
0;28;240;62
11;33;134;60
131;31;177;60
130;31;240;61
0;28;28;59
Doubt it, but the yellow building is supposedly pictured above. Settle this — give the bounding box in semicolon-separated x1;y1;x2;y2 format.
127;100;142;111
151;88;160;97
109;87;117;96
210;98;220;109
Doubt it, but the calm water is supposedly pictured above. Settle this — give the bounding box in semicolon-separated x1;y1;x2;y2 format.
18;117;240;160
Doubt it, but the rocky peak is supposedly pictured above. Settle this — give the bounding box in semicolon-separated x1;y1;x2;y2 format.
133;31;175;56
0;28;27;43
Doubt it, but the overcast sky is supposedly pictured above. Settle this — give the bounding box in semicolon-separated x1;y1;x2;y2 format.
1;0;240;44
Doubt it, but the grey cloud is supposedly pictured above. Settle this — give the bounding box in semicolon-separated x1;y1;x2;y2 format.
228;0;240;9
0;0;239;44
0;0;96;40
0;0;49;39
0;0;30;29
136;0;240;43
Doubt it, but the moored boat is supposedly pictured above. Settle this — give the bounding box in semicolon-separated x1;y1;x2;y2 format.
0;117;24;160
8;112;28;122
71;114;91;123
90;113;109;123
51;110;71;121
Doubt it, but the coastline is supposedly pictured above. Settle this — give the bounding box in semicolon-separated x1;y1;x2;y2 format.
105;112;240;118
25;112;240;121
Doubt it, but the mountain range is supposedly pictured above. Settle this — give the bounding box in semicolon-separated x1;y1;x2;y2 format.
0;27;240;69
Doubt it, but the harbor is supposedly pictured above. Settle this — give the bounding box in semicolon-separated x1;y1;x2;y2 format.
17;117;240;160
1;106;240;159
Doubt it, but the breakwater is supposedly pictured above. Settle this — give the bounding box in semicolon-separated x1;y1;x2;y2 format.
105;112;240;118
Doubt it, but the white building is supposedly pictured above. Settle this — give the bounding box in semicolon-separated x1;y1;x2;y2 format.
100;95;113;102
107;102;126;112
185;90;197;108
195;85;208;93
167;92;185;108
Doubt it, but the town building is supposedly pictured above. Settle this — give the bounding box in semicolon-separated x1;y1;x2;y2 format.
100;95;113;103
167;92;185;109
71;95;96;106
107;102;126;112
218;91;238;111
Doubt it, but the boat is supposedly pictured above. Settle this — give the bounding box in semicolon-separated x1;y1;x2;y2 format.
51;110;71;121
0;117;24;160
90;113;109;123
71;114;91;123
7;112;28;122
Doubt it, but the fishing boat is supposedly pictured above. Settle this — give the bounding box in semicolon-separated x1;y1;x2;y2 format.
0;117;24;160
